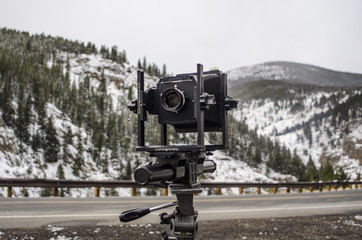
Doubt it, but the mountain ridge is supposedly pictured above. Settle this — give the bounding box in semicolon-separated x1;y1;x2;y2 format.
227;61;362;87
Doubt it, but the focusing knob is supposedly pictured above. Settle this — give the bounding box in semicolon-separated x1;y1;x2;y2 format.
200;92;215;110
127;100;137;114
225;96;238;110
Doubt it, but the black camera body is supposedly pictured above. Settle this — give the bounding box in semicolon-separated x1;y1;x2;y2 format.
145;75;197;131
139;70;236;134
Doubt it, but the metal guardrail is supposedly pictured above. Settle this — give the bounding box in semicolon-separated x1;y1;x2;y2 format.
0;178;361;197
0;178;137;188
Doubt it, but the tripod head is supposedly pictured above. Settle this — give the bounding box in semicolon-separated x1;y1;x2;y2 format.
121;64;238;239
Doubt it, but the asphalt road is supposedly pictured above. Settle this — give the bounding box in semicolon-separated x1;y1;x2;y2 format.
0;190;361;228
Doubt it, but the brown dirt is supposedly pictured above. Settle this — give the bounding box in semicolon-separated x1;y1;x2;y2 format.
0;211;361;240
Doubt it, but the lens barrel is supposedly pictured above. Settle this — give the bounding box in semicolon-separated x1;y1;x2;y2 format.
161;88;185;112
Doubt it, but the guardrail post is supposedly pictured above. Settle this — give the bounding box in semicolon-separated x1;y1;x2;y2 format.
286;186;290;193
95;187;100;197
163;188;168;196
349;184;352;189
239;187;243;195
272;187;278;194
7;187;12;198
131;187;137;197
53;187;59;197
334;185;338;191
298;187;303;193
216;187;222;195
318;186;323;192
327;185;331;191
257;187;261;194
342;184;346;190
309;186;313;192
355;184;358;189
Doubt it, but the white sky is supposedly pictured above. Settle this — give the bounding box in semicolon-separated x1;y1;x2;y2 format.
1;0;362;74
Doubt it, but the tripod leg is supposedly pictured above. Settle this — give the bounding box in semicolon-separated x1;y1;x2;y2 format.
176;193;194;216
170;193;198;239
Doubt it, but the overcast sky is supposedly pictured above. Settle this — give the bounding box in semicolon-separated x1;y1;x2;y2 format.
1;0;362;74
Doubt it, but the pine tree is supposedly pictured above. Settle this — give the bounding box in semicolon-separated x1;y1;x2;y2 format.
44;117;60;163
100;45;109;58
268;141;283;173
124;160;132;180
304;156;319;182
31;132;42;151
320;162;335;181
101;153;109;174
15;99;29;144
290;150;306;181
64;126;73;145
127;86;133;101
0;75;15;126
24;94;32;130
162;64;167;77
121;50;127;63
73;133;84;177
57;164;65;179
253;147;262;166
26;38;32;51
98;70;107;114
56;164;66;196
111;46;118;62
335;167;349;181
110;131;119;160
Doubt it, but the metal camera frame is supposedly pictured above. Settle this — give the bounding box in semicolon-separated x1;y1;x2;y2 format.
137;63;231;153
120;64;237;240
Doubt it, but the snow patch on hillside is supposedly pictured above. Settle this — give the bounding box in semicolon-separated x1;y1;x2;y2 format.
0;52;279;198
228;63;290;83
235;91;362;179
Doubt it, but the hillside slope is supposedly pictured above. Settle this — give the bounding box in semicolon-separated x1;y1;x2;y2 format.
0;29;282;197
227;62;362;179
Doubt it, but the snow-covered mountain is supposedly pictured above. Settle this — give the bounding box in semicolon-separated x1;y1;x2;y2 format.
1;29;360;198
227;62;362;179
0;52;283;197
0;29;284;198
228;61;362;87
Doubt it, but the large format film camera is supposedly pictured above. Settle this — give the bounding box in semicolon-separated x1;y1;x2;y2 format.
119;64;238;240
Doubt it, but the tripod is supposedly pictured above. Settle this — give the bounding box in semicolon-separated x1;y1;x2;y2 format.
159;185;201;240
120;189;199;240
120;154;205;239
121;64;237;239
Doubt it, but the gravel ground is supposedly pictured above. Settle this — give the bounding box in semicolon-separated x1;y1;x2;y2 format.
0;211;361;240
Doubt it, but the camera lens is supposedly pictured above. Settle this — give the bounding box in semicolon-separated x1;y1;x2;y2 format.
165;92;180;108
161;88;185;112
